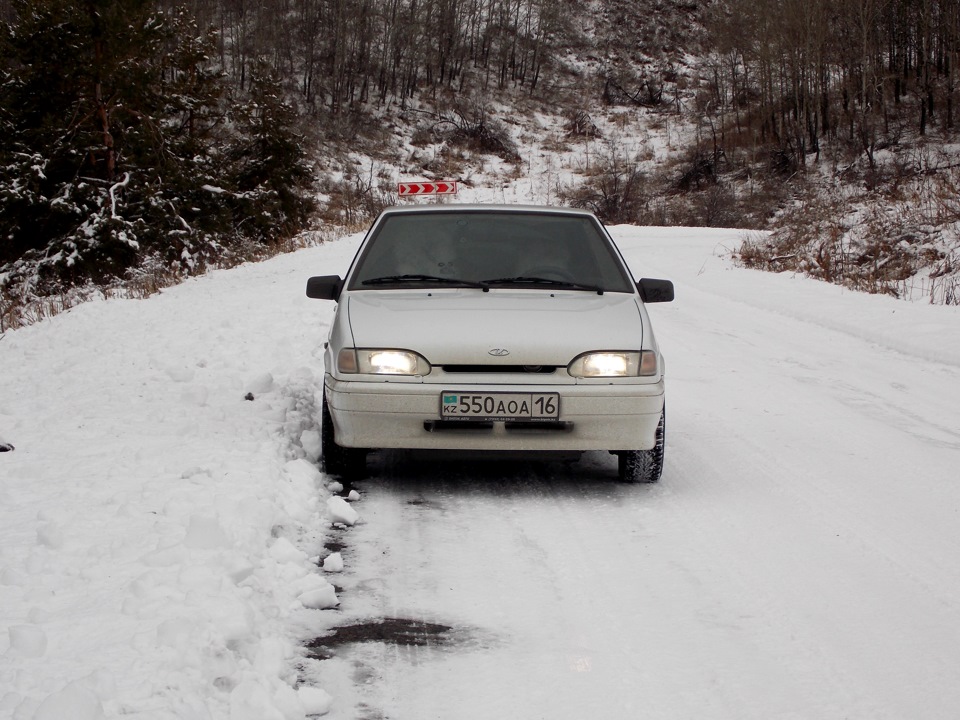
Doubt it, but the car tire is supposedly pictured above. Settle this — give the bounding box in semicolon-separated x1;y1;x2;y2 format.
617;407;665;483
321;390;367;479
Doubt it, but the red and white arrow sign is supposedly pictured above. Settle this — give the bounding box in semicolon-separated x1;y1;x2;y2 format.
397;181;458;196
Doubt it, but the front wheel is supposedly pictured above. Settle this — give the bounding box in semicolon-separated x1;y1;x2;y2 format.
321;390;367;479
617;408;665;483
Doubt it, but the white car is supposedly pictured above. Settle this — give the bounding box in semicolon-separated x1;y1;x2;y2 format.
306;205;674;482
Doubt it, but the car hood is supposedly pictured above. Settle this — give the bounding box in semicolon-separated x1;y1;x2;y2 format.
345;290;644;366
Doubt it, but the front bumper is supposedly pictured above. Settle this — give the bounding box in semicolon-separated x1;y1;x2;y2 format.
324;376;665;451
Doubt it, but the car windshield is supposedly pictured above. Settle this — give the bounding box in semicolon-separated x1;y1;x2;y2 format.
347;210;635;292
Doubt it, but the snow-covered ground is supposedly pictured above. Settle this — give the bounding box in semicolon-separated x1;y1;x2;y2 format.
3;225;960;719
0;234;362;720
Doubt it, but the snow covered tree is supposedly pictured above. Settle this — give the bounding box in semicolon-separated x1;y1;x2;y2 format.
224;61;316;244
0;0;315;296
0;0;216;288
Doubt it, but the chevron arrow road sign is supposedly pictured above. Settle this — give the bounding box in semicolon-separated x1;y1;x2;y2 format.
397;181;458;196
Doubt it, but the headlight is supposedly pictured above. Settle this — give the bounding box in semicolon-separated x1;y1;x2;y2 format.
568;350;658;377
337;348;431;375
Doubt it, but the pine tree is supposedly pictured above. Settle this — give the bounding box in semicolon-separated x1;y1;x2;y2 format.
225;60;316;244
0;0;308;295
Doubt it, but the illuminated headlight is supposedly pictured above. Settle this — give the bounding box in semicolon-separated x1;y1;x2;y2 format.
337;348;431;375
568;350;658;378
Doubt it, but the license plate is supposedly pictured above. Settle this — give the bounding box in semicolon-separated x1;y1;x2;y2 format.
440;392;560;421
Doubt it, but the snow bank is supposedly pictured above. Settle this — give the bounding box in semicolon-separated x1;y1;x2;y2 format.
0;240;362;719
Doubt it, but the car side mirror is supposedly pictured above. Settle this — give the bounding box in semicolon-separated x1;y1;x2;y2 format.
637;278;674;303
306;275;343;300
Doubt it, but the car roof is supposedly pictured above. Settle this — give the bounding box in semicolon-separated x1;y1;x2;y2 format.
377;204;599;218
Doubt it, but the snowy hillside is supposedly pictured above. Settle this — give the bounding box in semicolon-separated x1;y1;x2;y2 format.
2;226;960;719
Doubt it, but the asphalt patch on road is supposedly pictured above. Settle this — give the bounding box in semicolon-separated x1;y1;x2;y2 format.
306;618;454;660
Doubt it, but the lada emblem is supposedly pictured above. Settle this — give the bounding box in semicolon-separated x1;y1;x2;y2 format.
488;348;510;357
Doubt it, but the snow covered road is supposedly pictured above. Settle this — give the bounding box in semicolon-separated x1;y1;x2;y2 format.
310;228;960;719
2;227;960;719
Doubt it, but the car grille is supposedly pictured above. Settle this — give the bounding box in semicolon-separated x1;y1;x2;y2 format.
440;365;558;374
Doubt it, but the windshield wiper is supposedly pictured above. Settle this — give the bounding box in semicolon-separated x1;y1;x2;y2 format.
362;274;488;290
481;276;604;295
